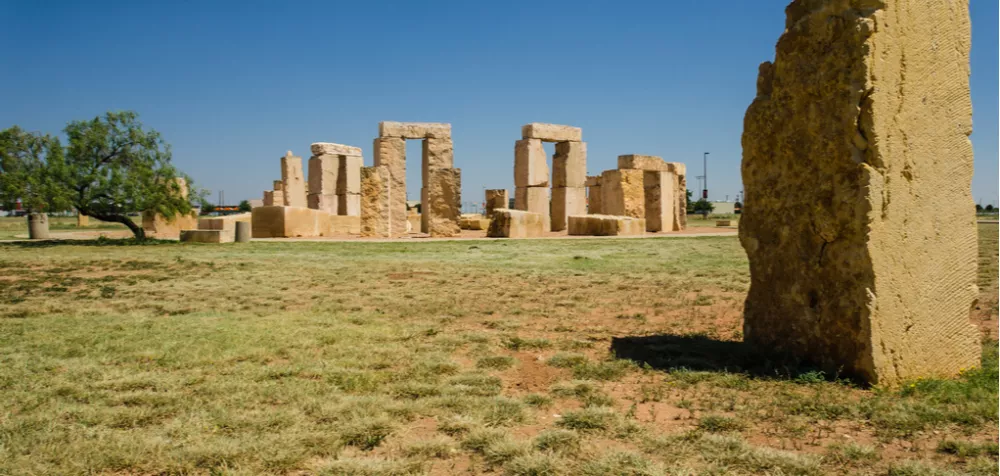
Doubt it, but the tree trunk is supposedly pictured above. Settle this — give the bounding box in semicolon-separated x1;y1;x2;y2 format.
27;212;49;240
88;211;145;240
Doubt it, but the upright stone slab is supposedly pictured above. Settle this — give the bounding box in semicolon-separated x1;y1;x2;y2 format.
740;0;980;385
308;154;339;214
600;169;644;219
643;170;676;232
373;137;407;236
586;175;603;214
514;139;549;187
263;191;275;206
339;155;363;195
515;187;550;231
426;168;462;237
551;187;586;232
667;163;687;230
485;189;509;218
553;141;586;188
360;166;390;237
281;151;307;208
422;138;454;184
521;123;582;142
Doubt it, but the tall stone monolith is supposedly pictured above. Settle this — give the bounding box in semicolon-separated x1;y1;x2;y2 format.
740;0;980;385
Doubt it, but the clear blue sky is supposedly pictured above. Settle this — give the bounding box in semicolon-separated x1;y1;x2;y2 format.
2;0;997;206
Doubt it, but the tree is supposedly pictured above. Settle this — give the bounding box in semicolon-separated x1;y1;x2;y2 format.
238;200;252;213
976;204;983;212
57;111;197;240
987;204;995;212
201;202;216;215
692;198;714;218
0;127;72;237
686;189;695;214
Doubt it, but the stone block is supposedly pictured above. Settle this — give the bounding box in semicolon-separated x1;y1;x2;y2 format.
618;154;668;171
338;193;361;216
551;187;586;232
77;214;89;227
330;215;361;235
567;214;645;236
309;155;339;196
643;170;676;232
198;213;251;232
588;185;603;214
600;169;644;218
716;220;732;227
585;175;602;187
521;123;582;142
422;138;454;184
281;151;307;208
486;209;545;238
426;168;461;237
739;0;980;385
141;211;198;239
485;189;509;218
308;193;338;214
273;180;284;192
251;206;334;238
514;139;549;187
460;217;490;230
263;190;275;206
373;137;407;236
379;121;451;139
407;213;420;233
553;141;587;188
514;186;550;230
180;229;233;243
360;166;391;237
310;142;362;157
338;154;363;195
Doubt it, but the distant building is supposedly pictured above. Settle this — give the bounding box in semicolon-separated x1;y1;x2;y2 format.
710;201;736;216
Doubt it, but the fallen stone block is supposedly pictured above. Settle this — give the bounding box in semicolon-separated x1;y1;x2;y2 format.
486;209;545;238
460;217;490;230
521;123;582;142
716;220;732;227
180;229;233;243
379;121;451;139
251;206;334;238
567;215;645;236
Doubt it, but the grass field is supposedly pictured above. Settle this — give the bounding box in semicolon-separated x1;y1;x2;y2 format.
0;225;996;475
0;216;131;241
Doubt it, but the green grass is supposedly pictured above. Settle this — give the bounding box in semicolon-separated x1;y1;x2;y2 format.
0;228;995;475
0;215;132;240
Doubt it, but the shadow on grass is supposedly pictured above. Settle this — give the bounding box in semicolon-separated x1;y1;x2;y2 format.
610;333;858;384
0;237;178;248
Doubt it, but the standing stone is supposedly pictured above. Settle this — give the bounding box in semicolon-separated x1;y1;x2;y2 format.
422;138;454;184
27;213;49;239
586;176;603;214
273;180;284;192
338;155;363;195
643;170;676;232
263;191;275;206
601;169;644;219
426;168;461;237
740;0;980;385
515;187;550;231
360;166;391;237
551;187;586;232
234;221;251;243
514;139;549;187
553;141;587;188
668;163;687;230
281;151;307;208
308;154;339;214
485;189;509;218
373;137;407;236
338;193;361;217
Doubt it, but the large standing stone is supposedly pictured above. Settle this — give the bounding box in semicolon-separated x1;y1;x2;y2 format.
485;189;509;218
600;169;644;219
553;141;587;188
486;209;545;238
373;137;407;236
422;138;454;184
339;155;363;195
643;170;676;232
308;154;339;214
668;163;687;231
551;187;586;232
426;168;462;237
281;151;307;208
360;166;391;237
514;139;549;188
740;0;980;385
521;123;582;142
586;175;603;214
515;186;550;231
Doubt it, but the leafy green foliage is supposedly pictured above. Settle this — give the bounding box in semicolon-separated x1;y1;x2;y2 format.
692;198;715;217
238;200;252;213
0;126;72;213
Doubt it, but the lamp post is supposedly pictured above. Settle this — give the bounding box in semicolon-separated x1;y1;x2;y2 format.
702;152;709;200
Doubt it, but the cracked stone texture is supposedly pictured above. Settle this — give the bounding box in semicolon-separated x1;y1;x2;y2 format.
281;152;307;208
514;139;550;187
521;123;582;142
486;209;545;238
553;141;587;188
360;166;390;237
379;121;451;139
485;189;509;218
740;0;980;385
373;137;408;236
600;169;645;219
426;168;461;237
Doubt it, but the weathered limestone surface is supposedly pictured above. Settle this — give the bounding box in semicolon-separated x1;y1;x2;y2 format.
198;213;251;232
514;139;549;187
330;215;361;235
360;166;391;238
643;171;676;232
618;154;669;171
273;180;284;192
426;168;462;237
486;209;545;238
379;121;451;139
740;0;980;385
338;193;361;217
311;142;362;157
180;229;233;244
585;175;602;214
485;189;509;218
309;155;339;196
422;138;454;184
77;214;89;227
460;216;490;230
551;187;586;232
521;123;582;142
339;155;363;195
251;206;334;238
263;191;275;206
567;215;645;236
600;169;644;219
668;163;687;230
281;151;307;208
515;187;550;230
373;137;407;236
308;193;338;213
553;141;586;188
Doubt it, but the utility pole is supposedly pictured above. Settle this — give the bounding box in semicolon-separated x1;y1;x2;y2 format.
703;152;709;200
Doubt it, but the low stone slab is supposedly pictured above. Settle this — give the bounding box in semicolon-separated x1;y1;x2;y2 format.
141;212;198;239
310;142;362;157
521;123;582;142
567;215;645;236
379;121;451;139
460;217;490;230
180;229;233;243
251;206;335;238
198;213;252;232
486;209;545;238
716;220;732;227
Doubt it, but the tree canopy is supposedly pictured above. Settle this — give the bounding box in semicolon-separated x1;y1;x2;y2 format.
0;126;72;214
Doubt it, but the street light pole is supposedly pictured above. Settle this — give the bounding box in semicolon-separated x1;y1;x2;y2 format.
702;152;709;200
